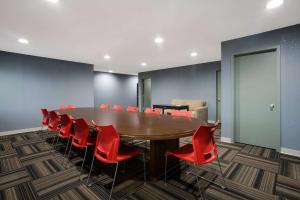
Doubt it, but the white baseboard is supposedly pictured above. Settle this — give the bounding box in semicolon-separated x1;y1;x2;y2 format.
0;127;42;137
221;137;233;143
281;147;300;157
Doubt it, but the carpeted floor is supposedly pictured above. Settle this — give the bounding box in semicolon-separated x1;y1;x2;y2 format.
0;129;299;200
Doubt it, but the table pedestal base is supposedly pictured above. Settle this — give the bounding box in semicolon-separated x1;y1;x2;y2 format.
149;139;179;179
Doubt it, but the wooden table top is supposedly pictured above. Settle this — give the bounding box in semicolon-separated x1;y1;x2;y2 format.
57;107;206;140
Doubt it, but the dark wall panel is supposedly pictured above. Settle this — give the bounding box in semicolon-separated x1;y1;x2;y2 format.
0;51;94;132
139;61;221;120
94;72;138;108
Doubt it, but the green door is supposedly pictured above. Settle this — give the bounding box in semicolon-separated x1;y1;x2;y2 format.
216;70;221;121
234;50;280;150
142;78;151;110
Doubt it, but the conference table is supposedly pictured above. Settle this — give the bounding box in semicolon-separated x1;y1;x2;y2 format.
57;107;206;179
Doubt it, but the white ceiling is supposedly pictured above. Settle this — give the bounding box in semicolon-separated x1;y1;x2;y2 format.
0;0;300;74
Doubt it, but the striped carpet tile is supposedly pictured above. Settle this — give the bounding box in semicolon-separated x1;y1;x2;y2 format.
31;166;80;198
48;184;101;200
280;154;300;180
232;153;279;173
0;169;31;191
0;156;22;173
0;182;37;200
275;175;300;199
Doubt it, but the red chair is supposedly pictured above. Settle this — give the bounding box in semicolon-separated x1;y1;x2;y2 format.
144;107;161;115
127;106;139;112
67;104;76;109
41;108;49;131
59;105;67;110
48;111;60;131
66;118;95;177
87;122;146;200
99;103;109;109
53;114;73;157
170;110;192;118
112;105;123;111
164;121;226;190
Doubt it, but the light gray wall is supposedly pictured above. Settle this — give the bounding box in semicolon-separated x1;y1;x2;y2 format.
139;62;221;120
94;72;138;108
0;51;94;132
221;24;300;151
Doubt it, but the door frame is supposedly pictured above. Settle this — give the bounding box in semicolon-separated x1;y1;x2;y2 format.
141;78;152;110
231;46;281;150
216;69;221;122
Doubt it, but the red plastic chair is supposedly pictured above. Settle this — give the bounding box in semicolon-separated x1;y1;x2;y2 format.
164;121;226;191
67;104;76;109
144;107;161;115
48;111;60;131
53;114;74;156
127;106;139;112
59;105;67;110
66;118;95;177
87;122;146;200
99;103;110;109
170;110;192;118
41;108;49;129
112;105;123;111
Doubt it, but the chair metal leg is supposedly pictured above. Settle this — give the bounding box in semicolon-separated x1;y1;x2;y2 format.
164;154;168;185
109;162;119;200
79;146;88;179
53;136;60;152
195;174;204;200
65;142;73;167
63;137;71;158
87;155;95;185
142;153;146;184
217;154;227;189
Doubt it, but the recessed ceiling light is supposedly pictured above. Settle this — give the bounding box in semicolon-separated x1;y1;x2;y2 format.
190;52;198;57
154;37;164;44
108;70;113;73
104;55;111;60
141;62;147;66
18;38;29;44
47;0;59;3
266;0;284;9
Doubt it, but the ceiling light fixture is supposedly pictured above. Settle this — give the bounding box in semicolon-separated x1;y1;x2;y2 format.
104;55;111;60
190;52;198;57
108;70;113;73
266;0;284;9
154;37;164;44
18;38;29;44
141;62;147;66
47;0;59;3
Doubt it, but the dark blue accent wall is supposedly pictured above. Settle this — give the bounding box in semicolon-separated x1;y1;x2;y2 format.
94;72;138;108
138;62;221;120
0;51;94;132
221;24;300;151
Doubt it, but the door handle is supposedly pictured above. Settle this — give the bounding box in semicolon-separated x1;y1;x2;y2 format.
269;104;275;111
217;98;221;102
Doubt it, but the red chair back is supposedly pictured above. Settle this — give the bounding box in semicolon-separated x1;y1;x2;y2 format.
48;111;60;131
72;118;90;147
192;122;219;164
93;124;120;163
41;108;49;126
144;108;161;115
59;114;73;137
113;105;123;111
59;105;67;110
100;103;109;109
127;106;139;112
67;104;76;109
171;110;192;118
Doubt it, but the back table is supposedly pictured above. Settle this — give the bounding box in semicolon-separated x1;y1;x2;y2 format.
57;107;205;178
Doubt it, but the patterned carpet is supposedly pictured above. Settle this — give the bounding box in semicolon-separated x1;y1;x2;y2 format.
0;129;299;200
